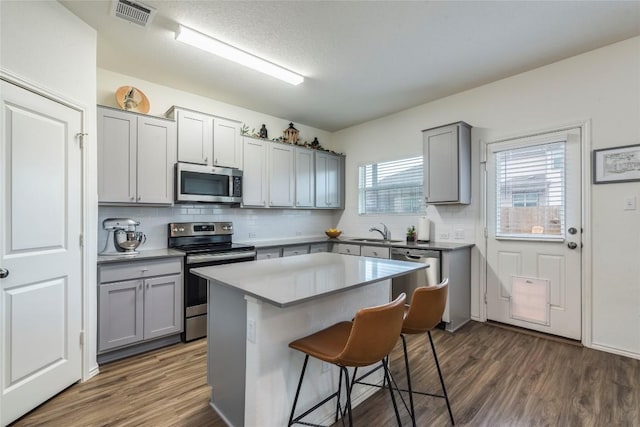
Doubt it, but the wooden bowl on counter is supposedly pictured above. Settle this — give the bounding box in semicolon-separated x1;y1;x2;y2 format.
325;230;342;239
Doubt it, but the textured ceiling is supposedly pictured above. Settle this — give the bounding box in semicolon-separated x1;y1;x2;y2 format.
61;1;640;131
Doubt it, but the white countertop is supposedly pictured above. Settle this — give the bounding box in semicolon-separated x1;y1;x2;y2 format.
191;252;427;307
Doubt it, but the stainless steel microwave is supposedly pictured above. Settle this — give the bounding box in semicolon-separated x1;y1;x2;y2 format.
175;163;242;204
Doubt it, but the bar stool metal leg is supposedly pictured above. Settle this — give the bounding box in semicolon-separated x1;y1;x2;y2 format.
382;358;402;426
401;334;417;427
341;366;353;427
289;355;310;426
428;331;454;425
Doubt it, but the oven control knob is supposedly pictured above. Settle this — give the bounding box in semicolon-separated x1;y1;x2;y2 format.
179;227;185;232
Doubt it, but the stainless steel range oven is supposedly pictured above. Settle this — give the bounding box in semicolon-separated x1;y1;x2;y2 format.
168;221;256;342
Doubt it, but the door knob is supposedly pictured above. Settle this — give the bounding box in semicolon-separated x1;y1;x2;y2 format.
567;242;578;249
568;227;577;235
0;268;9;278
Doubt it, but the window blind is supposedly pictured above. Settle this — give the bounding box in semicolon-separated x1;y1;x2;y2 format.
358;156;423;214
495;142;565;238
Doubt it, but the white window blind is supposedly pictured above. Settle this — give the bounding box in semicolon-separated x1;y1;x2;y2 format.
495;141;565;239
358;156;423;214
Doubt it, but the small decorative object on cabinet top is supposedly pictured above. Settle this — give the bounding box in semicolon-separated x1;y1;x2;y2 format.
283;122;299;144
259;124;268;139
115;86;150;114
311;137;320;148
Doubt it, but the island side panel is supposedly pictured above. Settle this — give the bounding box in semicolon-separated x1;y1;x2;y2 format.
243;280;390;426
443;247;471;332
208;280;247;427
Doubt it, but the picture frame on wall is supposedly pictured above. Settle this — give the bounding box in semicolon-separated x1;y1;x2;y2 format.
593;144;640;184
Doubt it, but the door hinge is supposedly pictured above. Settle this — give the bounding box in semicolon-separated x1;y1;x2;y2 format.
484;228;488;238
79;331;84;348
79;234;84;248
76;132;88;149
484;292;488;304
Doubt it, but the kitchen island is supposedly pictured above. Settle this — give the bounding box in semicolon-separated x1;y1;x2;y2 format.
191;252;427;427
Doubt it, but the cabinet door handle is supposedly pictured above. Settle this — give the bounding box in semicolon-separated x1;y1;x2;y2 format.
130;196;135;201
137;196;141;201
146;283;150;289
138;283;142;291
204;157;208;163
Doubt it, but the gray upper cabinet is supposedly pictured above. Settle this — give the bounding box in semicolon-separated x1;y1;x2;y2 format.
242;137;268;207
98;106;176;205
422;121;471;205
295;147;315;208
213;118;242;169
268;143;295;207
315;151;344;209
174;108;211;165
168;106;242;169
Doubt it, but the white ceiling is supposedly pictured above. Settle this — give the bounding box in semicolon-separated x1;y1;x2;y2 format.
61;0;640;131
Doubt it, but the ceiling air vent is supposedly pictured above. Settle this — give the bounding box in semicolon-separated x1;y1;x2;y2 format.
110;0;156;28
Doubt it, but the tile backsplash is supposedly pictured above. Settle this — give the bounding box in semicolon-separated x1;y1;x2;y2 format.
97;206;341;252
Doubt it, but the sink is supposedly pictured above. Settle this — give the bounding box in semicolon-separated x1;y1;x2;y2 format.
348;238;403;243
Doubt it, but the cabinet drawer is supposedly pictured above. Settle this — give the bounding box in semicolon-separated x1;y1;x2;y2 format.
256;248;281;260
309;243;329;253
99;258;182;284
361;246;390;259
282;245;309;257
334;244;361;256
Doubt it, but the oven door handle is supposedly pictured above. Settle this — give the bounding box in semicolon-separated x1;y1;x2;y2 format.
186;251;256;264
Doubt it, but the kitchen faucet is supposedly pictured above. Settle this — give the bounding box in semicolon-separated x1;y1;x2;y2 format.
369;223;390;240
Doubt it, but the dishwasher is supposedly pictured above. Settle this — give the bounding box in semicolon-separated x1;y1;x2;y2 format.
391;247;440;304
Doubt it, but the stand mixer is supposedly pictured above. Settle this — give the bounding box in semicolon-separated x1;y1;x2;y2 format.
100;218;146;255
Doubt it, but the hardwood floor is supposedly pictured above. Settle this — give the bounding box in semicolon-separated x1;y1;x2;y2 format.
11;321;640;426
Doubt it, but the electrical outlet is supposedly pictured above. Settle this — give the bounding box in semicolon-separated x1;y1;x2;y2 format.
454;229;465;240
439;232;450;240
248;232;256;238
247;319;256;343
624;196;637;211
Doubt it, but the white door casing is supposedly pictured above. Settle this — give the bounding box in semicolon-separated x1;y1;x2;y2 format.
1;81;83;425
485;128;582;340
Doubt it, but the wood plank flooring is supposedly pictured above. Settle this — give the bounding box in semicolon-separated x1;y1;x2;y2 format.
11;321;640;426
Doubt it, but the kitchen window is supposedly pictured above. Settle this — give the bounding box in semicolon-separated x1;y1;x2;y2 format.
358;156;423;214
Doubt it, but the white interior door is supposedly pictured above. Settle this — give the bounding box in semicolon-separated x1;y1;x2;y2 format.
485;128;582;340
1;81;83;425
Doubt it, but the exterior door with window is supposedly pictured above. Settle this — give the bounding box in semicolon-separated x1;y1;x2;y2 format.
485;128;582;340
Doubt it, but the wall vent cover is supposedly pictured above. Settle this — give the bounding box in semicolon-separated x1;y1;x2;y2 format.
111;0;156;28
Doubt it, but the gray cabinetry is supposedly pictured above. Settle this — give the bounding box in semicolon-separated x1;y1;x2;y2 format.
256;247;281;260
282;245;309;257
315;152;344;208
295;147;315;208
422;121;471;204
361;245;390;259
268;143;295;207
98;258;183;361
242;137;269;207
98;106;176;205
168;106;242;169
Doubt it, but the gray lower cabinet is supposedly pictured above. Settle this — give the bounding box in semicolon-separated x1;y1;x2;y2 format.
282;245;309;257
98;258;183;360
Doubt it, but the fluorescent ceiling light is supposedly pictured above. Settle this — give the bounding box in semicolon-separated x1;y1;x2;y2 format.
176;25;304;86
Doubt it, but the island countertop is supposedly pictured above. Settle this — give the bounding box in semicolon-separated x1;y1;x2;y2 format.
190;252;427;308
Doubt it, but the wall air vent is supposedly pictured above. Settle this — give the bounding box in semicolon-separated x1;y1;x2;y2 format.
110;0;156;28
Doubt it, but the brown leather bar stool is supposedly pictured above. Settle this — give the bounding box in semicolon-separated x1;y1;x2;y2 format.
401;278;454;426
288;293;407;427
